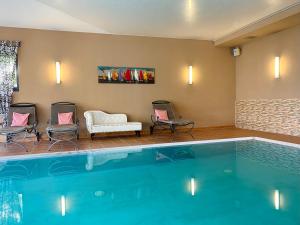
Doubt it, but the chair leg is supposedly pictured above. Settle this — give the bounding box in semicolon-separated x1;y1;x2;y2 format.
36;131;40;142
91;133;95;140
6;133;28;152
135;131;141;137
190;132;195;139
47;130;79;151
48;131;52;141
150;125;154;135
170;124;176;133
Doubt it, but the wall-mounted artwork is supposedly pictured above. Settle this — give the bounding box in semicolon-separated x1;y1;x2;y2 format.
98;66;155;84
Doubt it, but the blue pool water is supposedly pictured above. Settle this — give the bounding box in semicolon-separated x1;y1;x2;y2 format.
1;139;300;225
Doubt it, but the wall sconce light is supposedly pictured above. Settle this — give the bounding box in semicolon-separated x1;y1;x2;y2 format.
274;56;280;79
55;61;61;84
188;65;193;85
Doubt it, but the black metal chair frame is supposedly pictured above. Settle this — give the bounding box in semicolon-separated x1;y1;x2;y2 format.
150;100;194;139
46;102;79;151
8;103;40;140
0;103;39;151
0;127;28;151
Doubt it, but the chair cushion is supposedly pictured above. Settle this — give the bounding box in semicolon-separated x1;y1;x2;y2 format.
0;126;26;135
154;109;169;121
58;112;73;125
11;112;30;127
47;124;78;132
159;119;194;126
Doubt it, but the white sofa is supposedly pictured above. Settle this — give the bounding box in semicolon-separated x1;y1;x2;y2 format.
84;111;142;139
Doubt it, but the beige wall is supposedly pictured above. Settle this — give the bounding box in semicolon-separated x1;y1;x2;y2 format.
0;27;235;136
236;25;300;100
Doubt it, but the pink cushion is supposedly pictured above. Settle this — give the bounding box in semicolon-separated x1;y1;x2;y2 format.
11;112;30;127
58;112;73;125
154;109;169;121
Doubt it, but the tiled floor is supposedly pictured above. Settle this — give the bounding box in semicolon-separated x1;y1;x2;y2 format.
1;126;300;157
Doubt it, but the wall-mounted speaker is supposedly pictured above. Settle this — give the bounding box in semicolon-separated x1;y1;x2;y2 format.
231;47;241;57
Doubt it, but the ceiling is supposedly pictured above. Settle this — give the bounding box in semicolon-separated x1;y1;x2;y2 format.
0;0;300;41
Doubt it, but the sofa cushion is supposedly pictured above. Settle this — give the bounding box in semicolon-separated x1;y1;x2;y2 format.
90;111;127;124
91;122;142;133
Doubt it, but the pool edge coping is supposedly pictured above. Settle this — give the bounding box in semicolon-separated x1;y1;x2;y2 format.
0;136;299;161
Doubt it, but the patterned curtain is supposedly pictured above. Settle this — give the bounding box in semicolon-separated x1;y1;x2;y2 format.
0;40;20;126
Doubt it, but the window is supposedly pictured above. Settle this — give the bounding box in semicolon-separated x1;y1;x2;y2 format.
0;41;20;92
0;53;19;91
13;55;19;91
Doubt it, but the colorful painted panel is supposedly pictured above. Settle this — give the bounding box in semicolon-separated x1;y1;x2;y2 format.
98;66;155;84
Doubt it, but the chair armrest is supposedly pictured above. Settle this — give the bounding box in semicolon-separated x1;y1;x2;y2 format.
84;112;94;123
84;112;94;133
33;122;38;130
151;114;159;122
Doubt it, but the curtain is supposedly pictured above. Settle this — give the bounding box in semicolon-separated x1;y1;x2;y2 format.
0;40;20;126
